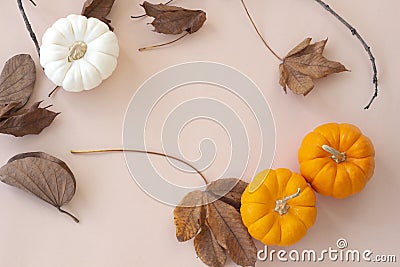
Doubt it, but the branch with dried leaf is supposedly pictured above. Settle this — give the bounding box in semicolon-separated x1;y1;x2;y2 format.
71;148;256;267
240;0;379;109
241;0;347;97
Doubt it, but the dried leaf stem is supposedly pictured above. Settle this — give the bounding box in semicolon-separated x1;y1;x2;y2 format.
58;207;80;223
240;0;283;61
71;148;208;184
17;0;40;56
131;0;174;19
314;0;378;109
138;32;189;51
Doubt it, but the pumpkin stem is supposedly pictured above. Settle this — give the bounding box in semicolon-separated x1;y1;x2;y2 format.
322;144;347;163
274;188;301;216
68;41;87;62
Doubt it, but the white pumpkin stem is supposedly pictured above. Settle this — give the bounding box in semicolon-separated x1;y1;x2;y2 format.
68;41;88;62
274;188;301;216
322;144;347;163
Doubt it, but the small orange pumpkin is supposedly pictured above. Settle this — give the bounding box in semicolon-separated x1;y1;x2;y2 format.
241;168;317;246
298;123;375;198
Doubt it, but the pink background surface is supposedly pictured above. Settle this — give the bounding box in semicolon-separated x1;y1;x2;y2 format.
0;0;399;266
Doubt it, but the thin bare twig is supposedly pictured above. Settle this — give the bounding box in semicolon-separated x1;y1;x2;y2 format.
71;148;208;185
17;0;40;56
240;0;283;61
138;32;189;51
314;0;378;109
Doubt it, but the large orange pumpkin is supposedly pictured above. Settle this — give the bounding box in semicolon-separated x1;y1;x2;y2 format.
298;123;375;198
241;168;317;246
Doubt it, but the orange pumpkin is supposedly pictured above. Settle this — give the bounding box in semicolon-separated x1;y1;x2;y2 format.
241;168;317;246
298;123;375;198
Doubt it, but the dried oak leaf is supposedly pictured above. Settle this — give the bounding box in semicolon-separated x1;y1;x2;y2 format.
279;38;348;96
0;101;59;137
0;54;35;110
194;224;227;267
0;152;79;222
174;178;256;267
141;1;206;34
82;0;116;30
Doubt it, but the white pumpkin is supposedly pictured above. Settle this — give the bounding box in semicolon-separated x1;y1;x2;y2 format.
40;14;119;92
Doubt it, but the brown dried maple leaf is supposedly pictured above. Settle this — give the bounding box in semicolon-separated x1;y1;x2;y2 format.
279;38;348;96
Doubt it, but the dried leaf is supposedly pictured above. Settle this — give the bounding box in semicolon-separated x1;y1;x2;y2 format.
207;199;257;267
0;54;35;110
173;179;256;267
0;101;59;137
141;1;206;34
0;102;20;119
206;178;248;210
174;190;205;242
8;152;75;183
194;224;227;267
82;0;116;30
0;152;78;222
279;38;348;96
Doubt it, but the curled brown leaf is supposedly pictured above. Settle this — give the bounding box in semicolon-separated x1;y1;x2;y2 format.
0;54;35;110
82;0;116;30
141;1;206;34
0;101;59;137
0;152;78;222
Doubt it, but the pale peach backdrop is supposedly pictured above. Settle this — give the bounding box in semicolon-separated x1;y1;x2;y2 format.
0;0;399;266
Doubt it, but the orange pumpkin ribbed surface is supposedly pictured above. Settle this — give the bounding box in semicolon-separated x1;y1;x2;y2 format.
241;168;317;246
298;123;375;198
